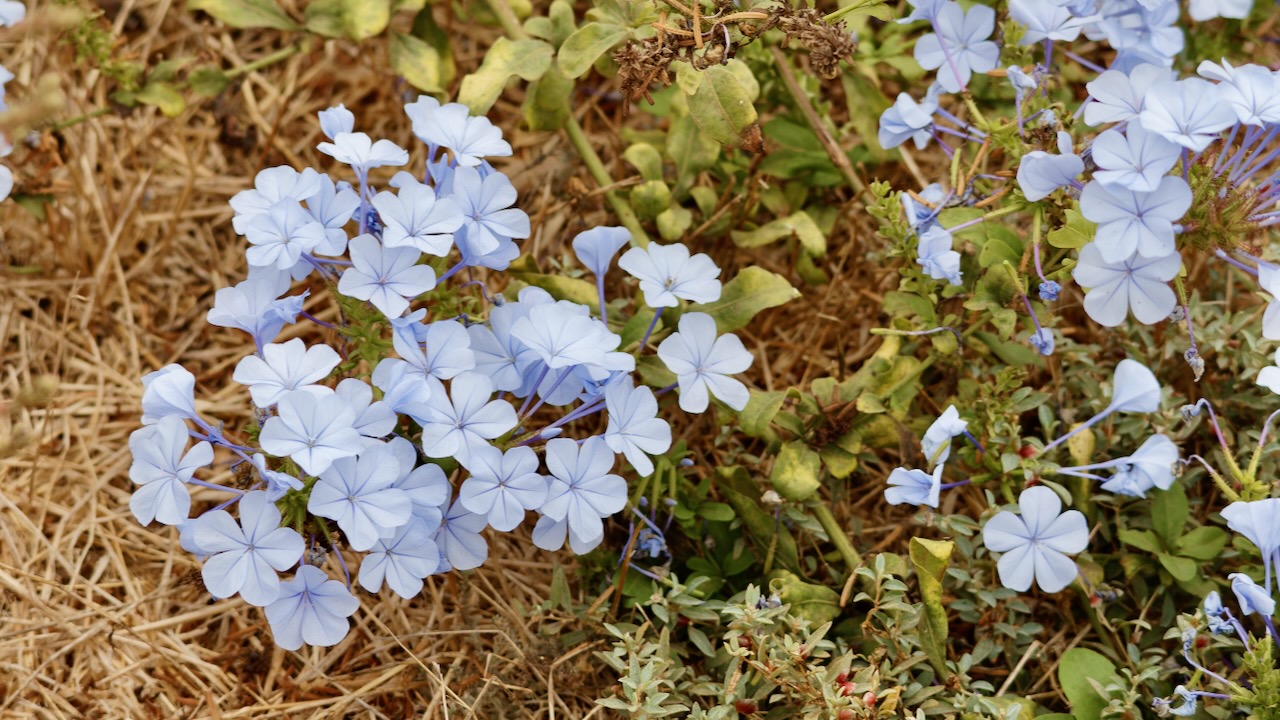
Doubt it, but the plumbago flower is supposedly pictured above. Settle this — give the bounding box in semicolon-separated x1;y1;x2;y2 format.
982;487;1089;593
1017;131;1083;202
913;1;999;93
1071;243;1181;327
129;99;761;651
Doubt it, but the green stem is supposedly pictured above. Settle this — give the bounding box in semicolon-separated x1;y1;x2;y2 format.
49;107;111;132
811;503;862;570
224;40;312;80
565;119;653;247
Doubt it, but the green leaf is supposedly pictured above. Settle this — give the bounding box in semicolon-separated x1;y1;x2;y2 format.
523;64;573;130
770;441;822;502
695;267;800;332
656;206;692;241
1151;481;1188;546
825;0;893;23
698;502;735;523
134;81;185;117
910;537;954;678
188;65;231;97
680;62;759;150
188;0;300;30
978;224;1024;268
1177;526;1229;561
740;390;786;438
1158;552;1198;582
1058;648;1120;720
623;143;665;182
630;180;671;221
557;22;629;78
1047;208;1096;250
304;0;391;39
457;38;554;114
768;570;841;625
667;115;720;187
1118;528;1162;554
730;211;825;256
390;32;448;93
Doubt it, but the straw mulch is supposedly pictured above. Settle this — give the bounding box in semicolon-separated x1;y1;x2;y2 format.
0;1;891;717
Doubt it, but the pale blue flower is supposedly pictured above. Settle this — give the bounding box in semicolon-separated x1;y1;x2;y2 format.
1017;131;1084;201
192;491;304;607
303;174;360;256
128;416;211;526
233;338;341;407
657;312;753;413
1029;327;1055;356
884;466;942;508
878;87;940;150
1090;121;1180;192
1098;434;1178;496
1216;64;1280;126
387;438;450;528
1083;64;1168;126
913;2;999;93
419;372;518;461
358;519;440;599
141;364;199;425
317;104;354;140
1080;176;1190;262
207;272;308;349
1189;0;1252;21
510;303;630;371
573;226;632;279
434;499;489;571
338;234;437;318
467;303;538;393
1043;359;1163;452
1071;242;1181;326
1139;78;1236;152
1203;591;1235;634
603;383;672;477
372;173;464;256
309;445;413;551
250;453;304;501
230;166;324;234
259;390;362;476
982;486;1088;592
531;514;605;554
923;405;967;467
244;201;328;270
618;242;722;307
458;444;547;531
448;165;530;258
333;378;397;446
265;565;360;650
0;2;24;27
540;437;627;545
1230;572;1276;616
318;132;409;174
898;0;946;23
916;225;963;285
1008;0;1092;44
413;102;513;167
1222;498;1280;588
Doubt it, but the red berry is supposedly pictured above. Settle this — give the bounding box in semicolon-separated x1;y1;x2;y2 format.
1018;445;1036;458
734;699;758;715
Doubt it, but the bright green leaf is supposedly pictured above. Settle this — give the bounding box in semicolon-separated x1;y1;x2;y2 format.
910;537;954;678
1058;648;1120;720
390;32;448;93
557;22;629;78
1152;481;1188;546
1177;526;1229;561
188;0;300;30
694;266;800;332
457;38;554;114
134;82;185;117
1047;208;1096;250
770;440;822;502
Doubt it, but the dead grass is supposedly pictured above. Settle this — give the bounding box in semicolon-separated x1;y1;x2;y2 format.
0;0;969;716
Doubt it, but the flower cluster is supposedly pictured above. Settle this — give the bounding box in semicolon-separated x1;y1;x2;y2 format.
880;0;1280;381
130;101;753;649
